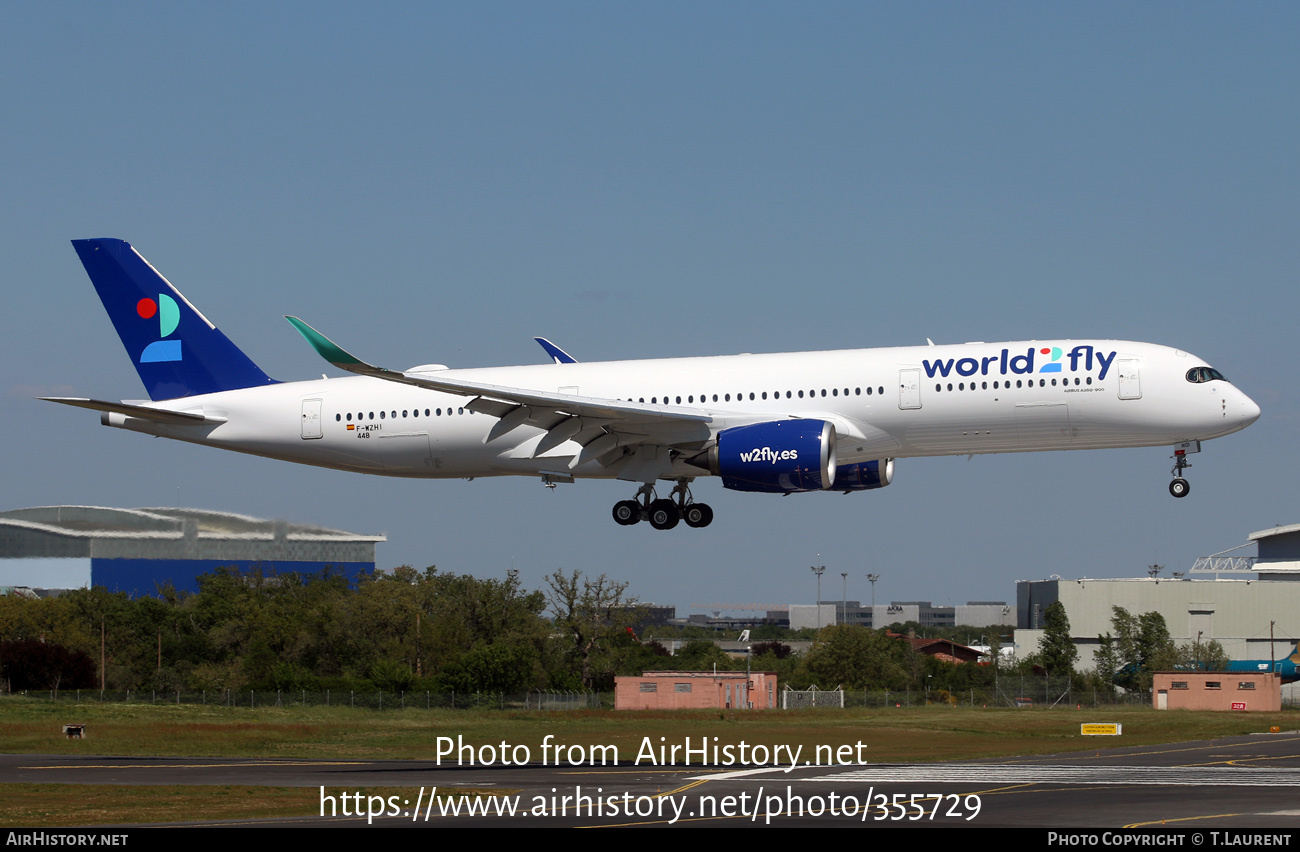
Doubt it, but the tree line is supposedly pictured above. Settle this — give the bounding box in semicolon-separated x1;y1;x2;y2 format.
2;565;1201;697
1036;601;1230;694
0;566;627;693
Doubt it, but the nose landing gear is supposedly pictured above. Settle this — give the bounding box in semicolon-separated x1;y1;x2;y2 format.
1168;441;1200;498
611;479;713;529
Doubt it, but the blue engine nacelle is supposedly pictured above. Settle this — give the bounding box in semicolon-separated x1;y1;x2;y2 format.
834;458;894;491
692;420;838;493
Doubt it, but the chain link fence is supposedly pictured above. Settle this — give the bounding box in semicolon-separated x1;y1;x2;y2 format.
7;683;1295;710
788;677;1294;709
781;686;844;709
5;688;602;710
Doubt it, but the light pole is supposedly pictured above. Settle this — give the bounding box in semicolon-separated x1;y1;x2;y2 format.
810;565;825;628
841;572;848;625
866;573;880;627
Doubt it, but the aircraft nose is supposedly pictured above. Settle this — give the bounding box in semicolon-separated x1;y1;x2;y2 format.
1239;391;1261;427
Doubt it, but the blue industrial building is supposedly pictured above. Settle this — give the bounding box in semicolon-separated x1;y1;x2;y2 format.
0;506;384;596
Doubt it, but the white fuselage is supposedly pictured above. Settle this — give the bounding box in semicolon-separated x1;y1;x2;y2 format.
104;339;1260;484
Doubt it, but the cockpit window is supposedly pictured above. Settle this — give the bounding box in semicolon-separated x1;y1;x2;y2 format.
1186;367;1227;383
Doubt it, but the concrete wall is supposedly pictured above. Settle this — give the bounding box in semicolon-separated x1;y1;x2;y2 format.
1152;672;1281;712
789;604;836;631
1017;578;1300;669
615;672;778;710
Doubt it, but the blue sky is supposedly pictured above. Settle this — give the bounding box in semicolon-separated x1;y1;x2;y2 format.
3;3;1296;618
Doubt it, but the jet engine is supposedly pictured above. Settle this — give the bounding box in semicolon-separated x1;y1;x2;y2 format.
834;458;894;491
691;420;837;493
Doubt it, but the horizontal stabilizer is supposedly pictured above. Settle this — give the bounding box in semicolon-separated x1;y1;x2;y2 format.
40;397;222;424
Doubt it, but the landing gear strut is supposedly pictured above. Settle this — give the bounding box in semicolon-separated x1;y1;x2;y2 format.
1168;441;1199;499
611;479;713;530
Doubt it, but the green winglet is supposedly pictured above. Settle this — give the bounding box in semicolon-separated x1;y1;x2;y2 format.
285;316;368;369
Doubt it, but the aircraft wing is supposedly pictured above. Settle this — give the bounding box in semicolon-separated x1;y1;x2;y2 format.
286;317;717;472
286;318;901;475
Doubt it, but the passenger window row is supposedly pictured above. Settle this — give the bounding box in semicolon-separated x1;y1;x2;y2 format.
336;407;471;422
934;377;1096;392
633;386;887;404
332;383;899;423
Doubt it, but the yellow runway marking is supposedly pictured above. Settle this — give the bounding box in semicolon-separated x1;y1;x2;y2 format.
659;779;709;798
1125;813;1242;827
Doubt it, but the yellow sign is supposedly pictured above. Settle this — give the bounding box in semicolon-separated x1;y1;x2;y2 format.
1080;723;1122;736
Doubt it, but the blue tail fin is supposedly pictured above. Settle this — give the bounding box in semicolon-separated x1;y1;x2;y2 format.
72;239;277;401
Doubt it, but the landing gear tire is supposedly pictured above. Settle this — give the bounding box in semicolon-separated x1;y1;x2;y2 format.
1169;478;1190;498
612;500;641;525
648;499;680;530
683;503;714;528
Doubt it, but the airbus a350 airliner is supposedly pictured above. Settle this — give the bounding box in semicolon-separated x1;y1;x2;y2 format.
46;239;1261;530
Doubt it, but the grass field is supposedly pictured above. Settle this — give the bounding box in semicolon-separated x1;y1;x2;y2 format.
1;697;1295;826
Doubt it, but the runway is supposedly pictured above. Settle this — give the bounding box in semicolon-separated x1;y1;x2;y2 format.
6;731;1300;828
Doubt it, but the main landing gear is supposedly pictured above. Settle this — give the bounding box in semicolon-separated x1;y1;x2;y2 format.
612;480;713;530
1168;441;1200;498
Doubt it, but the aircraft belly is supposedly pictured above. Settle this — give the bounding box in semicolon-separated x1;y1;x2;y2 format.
115;417;389;473
893;391;1195;457
1013;403;1073;448
894;402;1024;455
377;431;436;475
1065;395;1210;448
219;429;388;472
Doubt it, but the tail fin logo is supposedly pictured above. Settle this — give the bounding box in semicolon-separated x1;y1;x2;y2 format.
136;294;182;363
